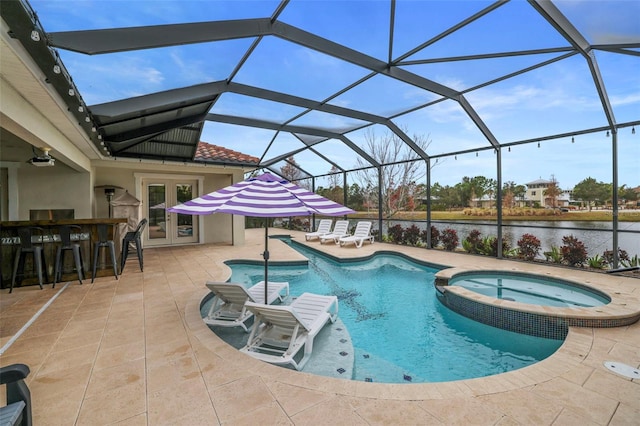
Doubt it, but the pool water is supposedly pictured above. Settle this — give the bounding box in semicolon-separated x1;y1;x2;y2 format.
450;273;610;307
223;240;564;383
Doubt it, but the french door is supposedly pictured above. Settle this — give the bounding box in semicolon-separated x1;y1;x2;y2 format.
142;178;200;246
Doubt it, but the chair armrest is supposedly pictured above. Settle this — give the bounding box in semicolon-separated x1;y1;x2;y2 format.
0;363;31;426
0;364;29;385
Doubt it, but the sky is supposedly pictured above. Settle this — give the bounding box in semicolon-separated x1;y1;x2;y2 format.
30;0;640;190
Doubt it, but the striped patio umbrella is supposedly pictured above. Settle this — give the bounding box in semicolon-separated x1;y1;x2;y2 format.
168;172;355;302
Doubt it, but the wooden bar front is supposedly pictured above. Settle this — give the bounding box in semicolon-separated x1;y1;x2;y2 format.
0;218;127;289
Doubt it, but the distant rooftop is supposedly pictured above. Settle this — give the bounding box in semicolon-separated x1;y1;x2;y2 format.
195;141;260;166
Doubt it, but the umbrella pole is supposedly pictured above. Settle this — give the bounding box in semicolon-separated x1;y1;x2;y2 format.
263;219;269;304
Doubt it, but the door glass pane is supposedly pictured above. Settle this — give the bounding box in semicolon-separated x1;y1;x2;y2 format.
148;184;166;240
176;184;194;238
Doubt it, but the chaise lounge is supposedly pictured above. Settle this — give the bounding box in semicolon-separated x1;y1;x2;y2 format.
319;220;350;244
204;281;289;332
339;221;374;248
240;292;339;370
305;219;332;241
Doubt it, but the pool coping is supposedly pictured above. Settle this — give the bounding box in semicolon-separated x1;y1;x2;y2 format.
186;287;596;399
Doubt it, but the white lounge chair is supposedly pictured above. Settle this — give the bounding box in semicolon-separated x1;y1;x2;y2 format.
339;221;374;248
305;219;332;241
204;281;289;332
240;292;339;370
319;220;350;244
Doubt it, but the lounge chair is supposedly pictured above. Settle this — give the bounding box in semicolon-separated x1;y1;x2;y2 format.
240;292;339;370
319;220;350;244
305;219;332;241
204;281;289;332
339;221;374;248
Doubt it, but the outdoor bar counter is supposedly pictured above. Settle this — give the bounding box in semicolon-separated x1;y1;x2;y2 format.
0;218;127;289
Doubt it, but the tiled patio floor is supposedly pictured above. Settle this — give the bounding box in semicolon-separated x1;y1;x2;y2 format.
1;228;639;425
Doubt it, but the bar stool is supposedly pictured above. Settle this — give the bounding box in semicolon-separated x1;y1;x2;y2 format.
121;218;147;272
91;224;118;283
11;227;48;293
53;225;84;287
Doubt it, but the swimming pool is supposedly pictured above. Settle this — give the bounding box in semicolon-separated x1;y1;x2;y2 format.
448;272;610;307
207;239;564;383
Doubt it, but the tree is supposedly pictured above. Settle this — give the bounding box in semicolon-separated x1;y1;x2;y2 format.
355;127;432;217
573;177;610;210
280;156;304;184
432;183;462;210
619;184;639;207
543;178;562;208
456;176;493;207
502;181;526;208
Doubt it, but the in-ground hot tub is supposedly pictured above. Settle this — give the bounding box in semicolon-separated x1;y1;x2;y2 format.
447;271;610;307
434;269;619;339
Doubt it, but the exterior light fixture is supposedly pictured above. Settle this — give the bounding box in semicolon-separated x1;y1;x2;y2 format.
98;134;102;140
30;30;40;42
633;126;636;135
508;146;511;152
53;64;61;74
68;88;75;96
571;136;575;143
100;141;105;146
454;155;457;160
85;116;90;122
91;127;96;132
78;105;84;112
476;152;478;157
606;130;610;137
537;141;540;148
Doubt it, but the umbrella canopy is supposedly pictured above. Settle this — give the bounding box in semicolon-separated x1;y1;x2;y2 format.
168;172;354;217
168;172;355;302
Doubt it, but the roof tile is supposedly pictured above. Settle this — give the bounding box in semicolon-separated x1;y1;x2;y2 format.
194;141;259;165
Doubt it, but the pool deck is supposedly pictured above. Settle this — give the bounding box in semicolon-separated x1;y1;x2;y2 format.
1;228;639;425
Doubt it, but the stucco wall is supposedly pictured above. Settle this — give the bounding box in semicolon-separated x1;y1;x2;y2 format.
94;162;246;245
16;162;93;219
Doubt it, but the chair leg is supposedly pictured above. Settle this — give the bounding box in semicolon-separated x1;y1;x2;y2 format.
10;251;22;293
135;239;143;272
40;247;49;284
73;246;83;284
53;247;63;288
92;243;99;283
108;242;118;280
121;240;129;272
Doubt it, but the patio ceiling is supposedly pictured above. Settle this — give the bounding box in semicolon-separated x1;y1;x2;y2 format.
1;0;638;174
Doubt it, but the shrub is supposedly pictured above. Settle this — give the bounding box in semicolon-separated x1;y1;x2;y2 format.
463;229;482;254
517;233;541;261
561;235;588;267
387;224;404;244
404;224;422;246
420;226;440;248
602;248;630;268
545;246;563;263
441;228;459;251
489;236;512;257
622;254;639;267
587;255;606;269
